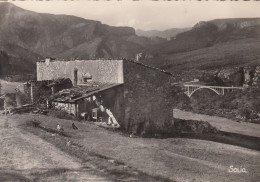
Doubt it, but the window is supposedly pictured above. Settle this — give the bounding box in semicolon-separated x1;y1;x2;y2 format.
82;73;92;83
92;108;97;120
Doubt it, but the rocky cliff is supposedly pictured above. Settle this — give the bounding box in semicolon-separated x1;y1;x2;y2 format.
0;2;158;75
208;66;260;87
251;66;260;88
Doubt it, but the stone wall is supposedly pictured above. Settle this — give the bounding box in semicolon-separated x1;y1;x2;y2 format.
37;59;124;85
53;102;77;116
24;81;52;104
123;60;176;135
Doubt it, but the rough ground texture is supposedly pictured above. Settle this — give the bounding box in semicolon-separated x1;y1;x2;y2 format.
1;113;259;182
173;109;260;138
0;113;172;182
0;115;113;181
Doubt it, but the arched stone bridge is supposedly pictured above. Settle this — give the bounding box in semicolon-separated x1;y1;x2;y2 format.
184;85;243;98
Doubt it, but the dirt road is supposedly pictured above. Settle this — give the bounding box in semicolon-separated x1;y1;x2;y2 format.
173;109;260;138
0;115;111;182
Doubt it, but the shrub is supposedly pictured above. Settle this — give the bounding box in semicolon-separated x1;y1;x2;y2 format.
236;107;251;119
48;109;76;120
0;99;3;110
26;119;41;127
174;119;218;135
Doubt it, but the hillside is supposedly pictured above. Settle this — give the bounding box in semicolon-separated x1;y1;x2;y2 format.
0;2;259;77
136;27;191;39
150;18;260;55
0;2;163;75
143;18;260;77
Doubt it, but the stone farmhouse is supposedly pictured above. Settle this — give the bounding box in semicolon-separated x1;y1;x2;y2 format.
34;58;175;134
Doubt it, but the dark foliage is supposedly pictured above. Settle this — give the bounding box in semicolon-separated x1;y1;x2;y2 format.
188;88;260;122
48;109;76;120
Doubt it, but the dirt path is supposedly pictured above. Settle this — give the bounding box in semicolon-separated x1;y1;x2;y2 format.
0;115;111;182
173;109;260;138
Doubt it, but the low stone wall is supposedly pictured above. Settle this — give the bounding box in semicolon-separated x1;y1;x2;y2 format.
53;102;76;116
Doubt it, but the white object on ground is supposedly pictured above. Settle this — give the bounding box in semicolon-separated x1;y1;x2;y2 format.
106;109;120;127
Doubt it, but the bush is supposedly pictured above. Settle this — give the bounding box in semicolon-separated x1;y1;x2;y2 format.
0;99;3;110
174;119;218;135
48;109;76;120
132;118;218;138
187;88;260;121
26;119;41;127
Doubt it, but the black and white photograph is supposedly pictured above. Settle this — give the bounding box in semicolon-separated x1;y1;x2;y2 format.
0;0;259;181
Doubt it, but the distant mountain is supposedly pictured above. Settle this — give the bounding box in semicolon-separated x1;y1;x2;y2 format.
136;27;191;39
152;18;260;54
0;2;164;75
143;18;260;74
0;2;259;78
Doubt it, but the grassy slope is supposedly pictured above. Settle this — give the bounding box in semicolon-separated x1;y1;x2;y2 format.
173;109;260;138
143;18;260;79
6;113;259;182
144;38;260;74
135;27;191;39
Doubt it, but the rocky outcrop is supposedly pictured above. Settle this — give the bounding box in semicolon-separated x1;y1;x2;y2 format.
0;2;158;75
217;67;244;86
252;66;260;88
243;66;255;87
193;18;260;32
203;66;260;88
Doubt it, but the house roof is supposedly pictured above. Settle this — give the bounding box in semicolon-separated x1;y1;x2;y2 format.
38;57;174;77
50;82;122;103
123;59;173;76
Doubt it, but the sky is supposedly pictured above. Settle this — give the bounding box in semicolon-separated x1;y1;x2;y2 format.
8;0;260;31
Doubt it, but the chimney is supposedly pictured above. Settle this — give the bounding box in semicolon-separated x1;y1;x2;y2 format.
74;68;78;86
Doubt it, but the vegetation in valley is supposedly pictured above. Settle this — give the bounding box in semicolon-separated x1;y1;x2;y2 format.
185;88;260;123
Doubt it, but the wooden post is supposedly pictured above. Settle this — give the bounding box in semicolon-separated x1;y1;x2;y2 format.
4;100;7;117
74;69;78;86
51;86;55;95
30;82;35;103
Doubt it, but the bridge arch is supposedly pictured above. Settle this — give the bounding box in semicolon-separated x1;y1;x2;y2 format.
189;87;221;98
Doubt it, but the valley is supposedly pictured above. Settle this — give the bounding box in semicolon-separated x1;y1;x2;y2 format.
0;2;259;182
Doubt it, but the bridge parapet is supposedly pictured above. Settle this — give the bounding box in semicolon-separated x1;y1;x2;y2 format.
184;85;243;98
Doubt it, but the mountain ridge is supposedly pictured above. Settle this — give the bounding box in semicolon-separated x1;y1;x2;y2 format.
149;17;260;55
142;18;260;77
0;2;259;77
135;27;191;39
0;2;162;75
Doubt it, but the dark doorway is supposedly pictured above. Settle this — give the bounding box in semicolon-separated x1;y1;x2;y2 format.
74;69;78;86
